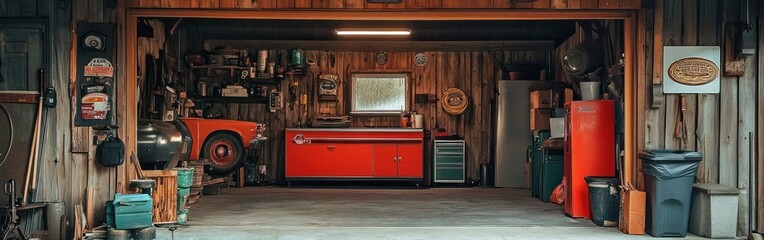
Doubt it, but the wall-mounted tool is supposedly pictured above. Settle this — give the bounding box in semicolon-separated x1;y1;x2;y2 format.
269;91;283;113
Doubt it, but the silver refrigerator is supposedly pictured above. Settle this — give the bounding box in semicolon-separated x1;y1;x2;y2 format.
494;80;534;188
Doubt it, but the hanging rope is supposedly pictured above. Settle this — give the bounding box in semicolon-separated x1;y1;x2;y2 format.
442;88;468;115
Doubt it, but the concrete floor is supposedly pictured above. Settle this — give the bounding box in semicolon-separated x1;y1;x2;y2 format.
156;186;707;240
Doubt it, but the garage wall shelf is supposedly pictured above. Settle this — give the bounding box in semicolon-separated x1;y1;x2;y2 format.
193;96;269;104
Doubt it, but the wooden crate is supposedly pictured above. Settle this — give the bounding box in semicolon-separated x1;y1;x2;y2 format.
187;159;209;188
143;170;178;224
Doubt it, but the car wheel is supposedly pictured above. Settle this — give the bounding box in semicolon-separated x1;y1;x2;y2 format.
202;133;244;175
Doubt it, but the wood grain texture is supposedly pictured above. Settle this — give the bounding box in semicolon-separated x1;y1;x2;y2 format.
407;0;442;8
679;0;697;152
718;0;738;188
294;0;311;8
645;0;664;152
695;0;720;184
662;0;680;151
124;0;639;9
634;6;651;190
735;0;757;234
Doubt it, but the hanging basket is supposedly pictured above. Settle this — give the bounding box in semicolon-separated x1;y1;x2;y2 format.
442;88;468;115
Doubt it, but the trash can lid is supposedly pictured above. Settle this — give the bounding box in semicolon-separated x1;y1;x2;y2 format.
693;183;740;195
638;149;702;161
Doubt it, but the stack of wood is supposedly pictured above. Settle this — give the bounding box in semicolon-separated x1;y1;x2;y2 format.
143;170;178;224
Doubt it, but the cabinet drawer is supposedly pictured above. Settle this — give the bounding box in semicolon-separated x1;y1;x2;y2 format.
435;155;463;164
435;147;463;154
435;168;464;181
435;142;464;147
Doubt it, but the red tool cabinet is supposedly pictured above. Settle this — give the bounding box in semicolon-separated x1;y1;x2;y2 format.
564;100;616;219
285;128;423;181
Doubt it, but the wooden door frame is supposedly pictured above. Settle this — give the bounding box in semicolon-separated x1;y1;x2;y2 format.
123;8;638;187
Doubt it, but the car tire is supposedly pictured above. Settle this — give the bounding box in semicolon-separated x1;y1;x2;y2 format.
201;132;245;175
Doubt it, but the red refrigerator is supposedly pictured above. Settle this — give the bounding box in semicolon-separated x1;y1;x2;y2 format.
564;100;615;219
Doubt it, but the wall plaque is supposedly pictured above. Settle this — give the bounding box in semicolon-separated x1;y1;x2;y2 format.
667;57;719;86
663;46;720;94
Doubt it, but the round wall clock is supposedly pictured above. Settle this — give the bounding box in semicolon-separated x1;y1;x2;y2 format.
375;51;388;65
415;53;427;66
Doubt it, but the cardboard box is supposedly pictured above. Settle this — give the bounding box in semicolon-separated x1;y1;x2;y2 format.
564;88;573;104
530;108;551;130
619;189;646;235
530;90;553;108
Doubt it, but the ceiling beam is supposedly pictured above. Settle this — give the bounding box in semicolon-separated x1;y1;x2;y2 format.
205;40;555;52
128;9;631;21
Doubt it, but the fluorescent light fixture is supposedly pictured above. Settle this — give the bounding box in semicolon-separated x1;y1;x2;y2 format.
335;29;411;36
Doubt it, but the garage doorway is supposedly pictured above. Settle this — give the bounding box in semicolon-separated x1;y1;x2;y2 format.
125;8;636;238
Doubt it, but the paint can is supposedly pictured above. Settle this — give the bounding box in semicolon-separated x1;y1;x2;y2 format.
580;81;601;100
257;50;268;73
412;114;424;128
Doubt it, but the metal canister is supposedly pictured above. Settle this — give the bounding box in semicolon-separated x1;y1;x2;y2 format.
198;82;208;96
290;48;304;67
267;61;275;77
257;50;268;73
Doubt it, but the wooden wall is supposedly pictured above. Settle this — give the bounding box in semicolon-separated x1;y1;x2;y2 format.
212;50;546;181
126;0;640;9
636;0;761;235
0;0;128;234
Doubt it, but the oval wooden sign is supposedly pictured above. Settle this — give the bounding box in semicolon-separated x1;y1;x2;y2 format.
667;57;719;86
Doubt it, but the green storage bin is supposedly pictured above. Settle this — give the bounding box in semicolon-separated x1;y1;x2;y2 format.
177;194;188;211
175;168;194;188
177;187;190;197
106;194;153;230
539;150;563;203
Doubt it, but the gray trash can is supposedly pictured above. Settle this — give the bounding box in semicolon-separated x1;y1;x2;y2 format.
639;149;702;237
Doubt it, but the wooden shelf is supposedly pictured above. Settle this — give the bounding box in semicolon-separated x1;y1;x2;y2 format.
190;65;248;70
193;96;268;104
196;77;281;85
246;78;281;85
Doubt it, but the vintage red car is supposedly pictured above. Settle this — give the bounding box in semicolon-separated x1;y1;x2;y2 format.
137;118;266;175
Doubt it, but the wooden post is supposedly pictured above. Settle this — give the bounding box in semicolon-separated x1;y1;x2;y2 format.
623;11;636;188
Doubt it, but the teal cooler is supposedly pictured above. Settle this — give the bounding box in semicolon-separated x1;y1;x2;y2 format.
106;194;153;230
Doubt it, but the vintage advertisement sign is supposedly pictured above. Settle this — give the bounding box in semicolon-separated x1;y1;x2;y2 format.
663;46;721;94
83;58;114;77
667;57;719;86
318;74;338;101
80;85;110;120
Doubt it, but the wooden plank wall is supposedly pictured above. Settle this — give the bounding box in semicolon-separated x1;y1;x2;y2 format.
214;50;544;181
126;0;640;9
68;0;122;230
639;0;758;235
0;0;123;234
